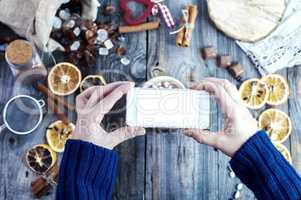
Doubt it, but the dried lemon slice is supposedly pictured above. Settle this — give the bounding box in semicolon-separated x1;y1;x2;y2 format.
25;144;57;174
239;78;268;109
261;74;290;106
80;75;106;92
273;142;292;164
46;120;75;153
259;108;292;143
48;62;82;96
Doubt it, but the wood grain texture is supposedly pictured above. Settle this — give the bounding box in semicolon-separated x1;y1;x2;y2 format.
0;0;301;199
145;0;218;199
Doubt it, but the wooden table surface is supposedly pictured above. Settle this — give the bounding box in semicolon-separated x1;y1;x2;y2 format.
1;0;301;199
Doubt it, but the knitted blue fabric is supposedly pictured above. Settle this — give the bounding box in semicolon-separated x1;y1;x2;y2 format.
57;131;301;200
230;131;301;200
56;140;118;200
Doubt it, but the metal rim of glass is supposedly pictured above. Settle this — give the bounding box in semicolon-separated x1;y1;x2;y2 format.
2;95;43;135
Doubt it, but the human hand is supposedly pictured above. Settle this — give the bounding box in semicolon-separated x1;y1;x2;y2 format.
185;78;258;157
72;82;146;149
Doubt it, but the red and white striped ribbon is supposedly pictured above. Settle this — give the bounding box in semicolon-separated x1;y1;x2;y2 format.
151;0;175;28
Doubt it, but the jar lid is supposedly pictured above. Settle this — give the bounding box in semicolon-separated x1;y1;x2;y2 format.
5;39;33;65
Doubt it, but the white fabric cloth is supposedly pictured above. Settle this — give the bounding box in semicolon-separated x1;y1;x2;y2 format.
237;0;301;76
0;0;100;52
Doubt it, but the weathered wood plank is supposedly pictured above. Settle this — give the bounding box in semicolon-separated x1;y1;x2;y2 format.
145;0;220;199
215;28;256;200
107;1;147;199
0;48;59;199
288;67;301;173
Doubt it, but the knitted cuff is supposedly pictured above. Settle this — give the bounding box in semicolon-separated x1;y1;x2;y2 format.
57;139;118;200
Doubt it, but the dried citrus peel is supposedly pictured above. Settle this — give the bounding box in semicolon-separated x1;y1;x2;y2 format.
25;144;57;174
259;108;292;143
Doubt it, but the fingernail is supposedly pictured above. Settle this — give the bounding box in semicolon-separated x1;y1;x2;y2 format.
135;127;146;136
188;82;196;88
183;129;193;137
140;127;146;134
128;82;135;88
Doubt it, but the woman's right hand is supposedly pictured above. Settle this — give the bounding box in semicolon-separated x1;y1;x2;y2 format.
185;78;259;157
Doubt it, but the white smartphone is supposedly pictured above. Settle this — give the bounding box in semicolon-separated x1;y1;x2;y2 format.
126;88;210;129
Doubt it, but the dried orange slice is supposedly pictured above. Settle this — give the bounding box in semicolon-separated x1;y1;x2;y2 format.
259;108;292;143
80;75;106;92
273;142;292;164
48;62;82;96
239;78;268;109
261;74;290;106
25;144;57;174
46;120;75;153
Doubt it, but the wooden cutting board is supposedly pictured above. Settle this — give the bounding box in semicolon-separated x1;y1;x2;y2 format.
207;0;286;42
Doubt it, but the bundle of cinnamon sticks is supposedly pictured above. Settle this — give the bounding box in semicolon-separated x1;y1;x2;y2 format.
176;5;198;47
31;165;59;198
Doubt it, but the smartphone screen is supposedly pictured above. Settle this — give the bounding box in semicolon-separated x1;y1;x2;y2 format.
126;88;210;129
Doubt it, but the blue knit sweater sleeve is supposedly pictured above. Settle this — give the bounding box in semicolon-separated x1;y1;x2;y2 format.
230;131;301;200
56;139;118;200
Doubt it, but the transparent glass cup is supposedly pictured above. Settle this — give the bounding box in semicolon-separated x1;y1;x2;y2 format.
4;39;46;77
0;95;45;135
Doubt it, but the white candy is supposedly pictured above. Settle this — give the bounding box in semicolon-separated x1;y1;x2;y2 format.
152;84;158;89
62;0;70;4
59;9;71;21
52;16;62;29
70;41;80;51
227;165;234;172
96;29;108;43
162;81;170;88
121;57;130;65
234;191;240;199
73;27;81;37
118;36;126;42
98;48;109;55
236;183;243;191
63;20;76;29
229;171;236;178
104;39;114;49
0;44;7;51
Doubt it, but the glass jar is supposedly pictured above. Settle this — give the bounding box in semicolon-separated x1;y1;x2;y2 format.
5;39;47;77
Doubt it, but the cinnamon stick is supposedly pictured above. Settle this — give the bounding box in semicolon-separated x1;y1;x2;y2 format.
183;5;198;47
31;165;59;198
37;83;75;111
176;17;186;46
46;164;59;183
118;21;160;33
31;176;51;198
47;97;69;124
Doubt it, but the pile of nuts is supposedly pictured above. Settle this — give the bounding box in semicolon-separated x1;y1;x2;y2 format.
201;46;245;80
50;3;129;67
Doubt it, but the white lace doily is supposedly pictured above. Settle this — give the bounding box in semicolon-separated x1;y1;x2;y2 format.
237;0;301;76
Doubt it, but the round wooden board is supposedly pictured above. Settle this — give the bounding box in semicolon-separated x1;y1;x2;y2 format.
207;0;286;42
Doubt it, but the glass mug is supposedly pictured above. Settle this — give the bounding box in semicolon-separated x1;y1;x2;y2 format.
0;95;45;135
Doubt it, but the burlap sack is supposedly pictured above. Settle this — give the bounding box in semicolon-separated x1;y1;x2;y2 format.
0;0;100;52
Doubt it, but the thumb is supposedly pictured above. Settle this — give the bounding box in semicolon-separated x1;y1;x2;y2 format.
110;126;146;145
184;129;223;148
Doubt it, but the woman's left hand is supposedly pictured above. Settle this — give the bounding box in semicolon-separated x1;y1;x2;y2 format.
72;82;145;149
